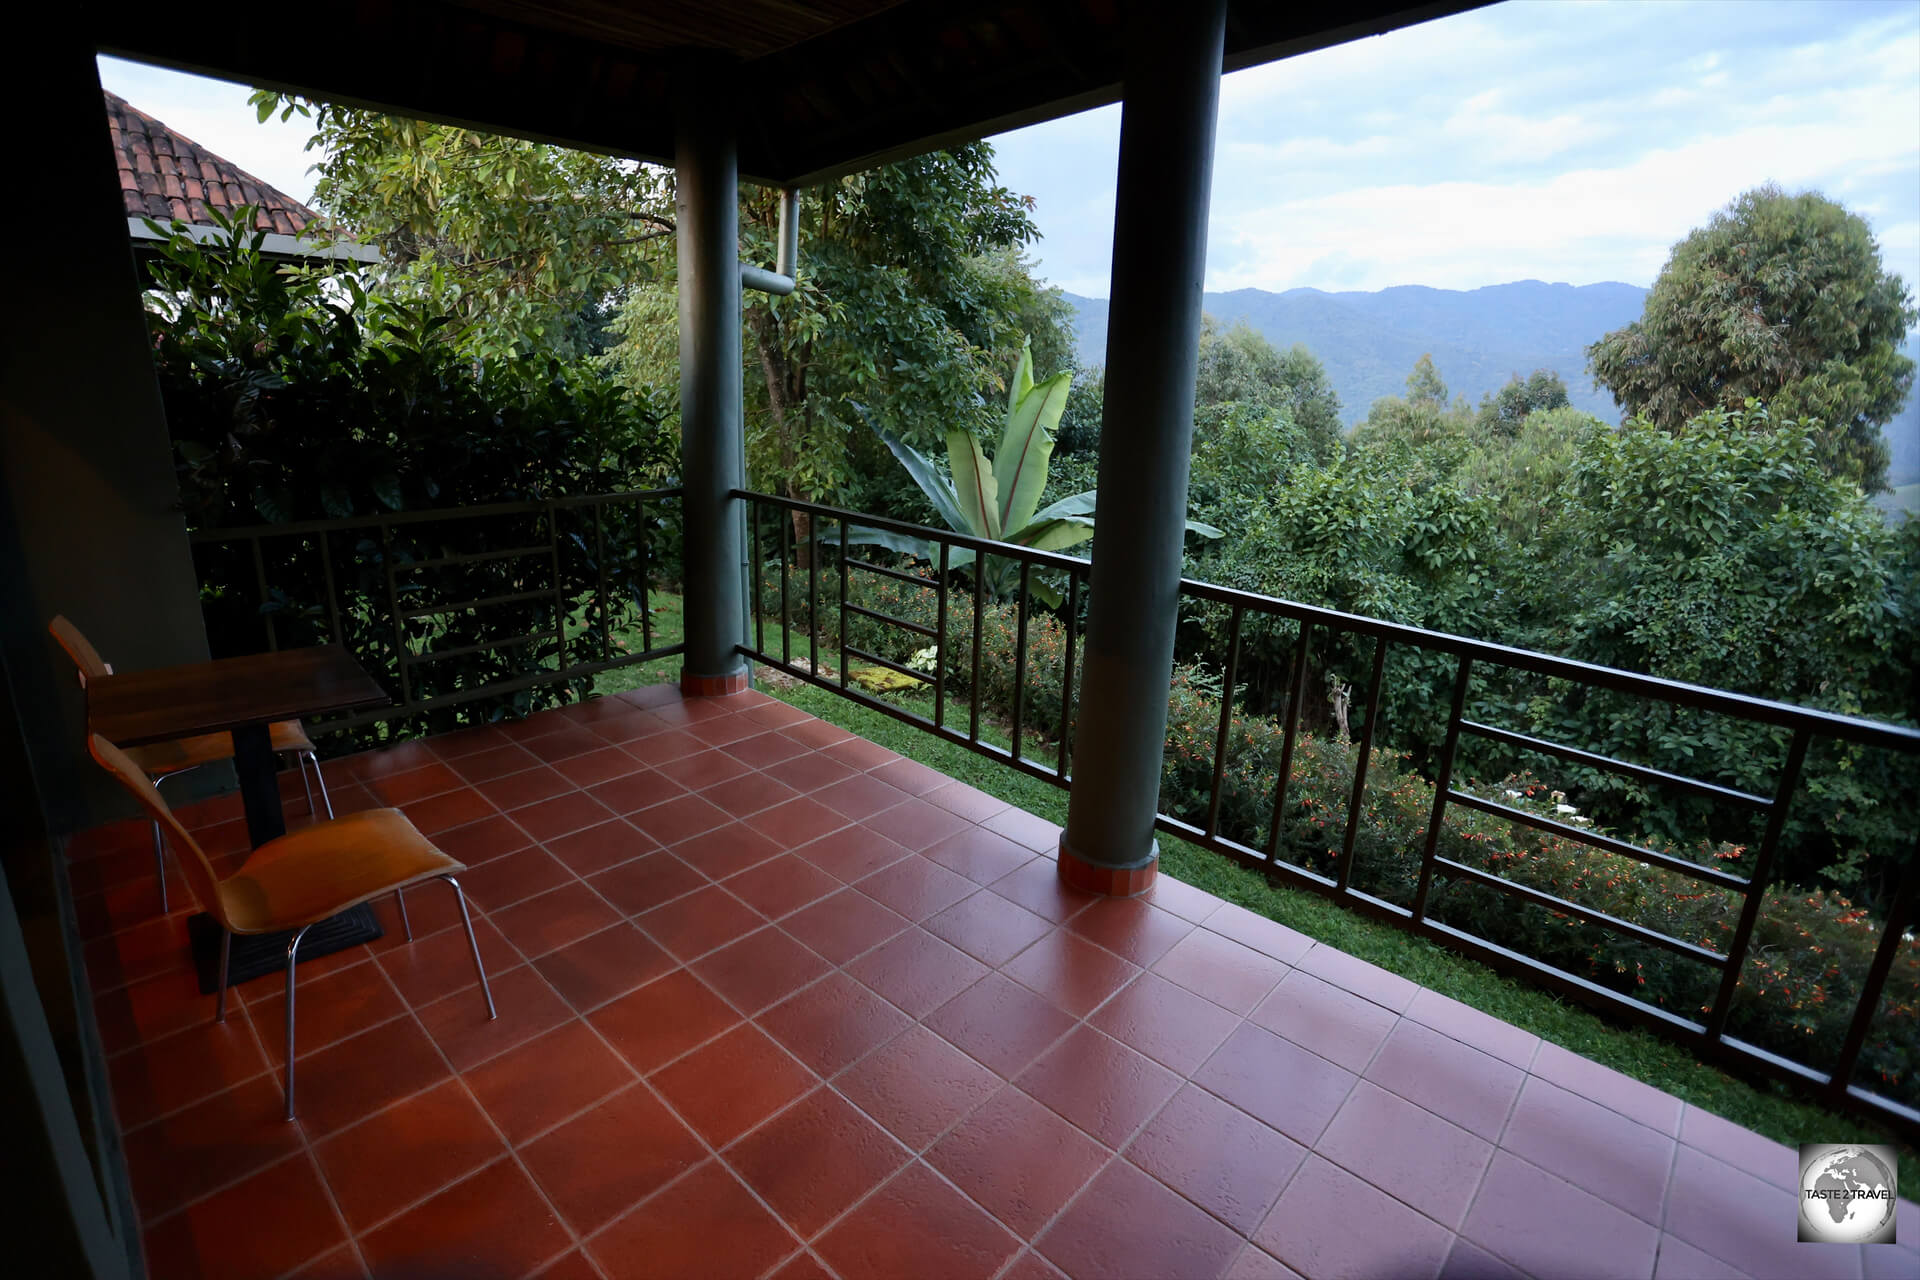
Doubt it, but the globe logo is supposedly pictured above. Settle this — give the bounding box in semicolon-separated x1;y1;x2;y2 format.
1797;1143;1898;1244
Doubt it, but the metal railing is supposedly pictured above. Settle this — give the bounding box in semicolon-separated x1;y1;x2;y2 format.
189;488;684;732
739;489;1920;1138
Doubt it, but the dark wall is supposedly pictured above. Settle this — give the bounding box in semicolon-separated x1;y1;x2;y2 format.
0;21;212;836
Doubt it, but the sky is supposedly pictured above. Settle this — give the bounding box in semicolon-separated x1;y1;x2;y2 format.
99;0;1919;302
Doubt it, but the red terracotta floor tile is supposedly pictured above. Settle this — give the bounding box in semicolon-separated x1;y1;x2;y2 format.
1089;972;1240;1076
478;764;576;813
1126;1083;1305;1235
142;1152;348;1280
724;729;815;768
654;746;756;790
1001;929;1140;1018
793;824;915;883
531;1251;604;1280
553;744;644;788
1038;1159;1244;1280
416;964;573;1072
925;973;1077;1078
650;1023;817;1146
589;848;708;916
692;925;832;1015
980;807;1063;854
109;1005;273;1128
532;921;675;1012
848;928;992;1018
635;883;768;961
758;970;912;1077
1677;1104;1799;1189
1531;1040;1682;1135
368;760;467;807
924;781;1011;823
457;845;574;912
521;1081;706;1232
589;969;740;1074
1651;1236;1749;1280
464;1018;636;1144
510;790;617;842
768;1251;837;1280
544;817;658;877
447;742;541;784
989;857;1099;924
1250;970;1398;1073
311;1078;506;1234
700;770;803;817
1017;1026;1182;1148
815;772;913;820
925;889;1053;967
85;912;195;994
375;913;516;1008
434;813;534;865
764;750;862;794
1003;1251;1073;1280
748;796;852;847
670;820;787;879
123;1073;306;1221
1405;988;1540;1070
1461;1150;1660;1279
1202;903;1313;966
742;699;811;728
526;724;608;760
1661;1144;1814;1278
1295;943;1420;1012
928;1085;1111;1238
586;766;687;815
782;888;912;966
856;855;977;922
1143;873;1223;924
92;965;230;1056
424;726;511;761
1316;1080;1494;1228
1363;1019;1524;1141
1256;1155;1454;1280
924;826;1038;886
591;1160;798;1280
817;1161;1021;1280
251;959;409;1065
684;712;766;746
722;852;845;920
1441;1240;1530;1280
628;791;734;846
360;1157;573;1280
1500;1075;1676;1224
1068;897;1194;968
284;1014;453;1136
869;756;950;796
401;787;500;836
286;1243;370;1280
836;1024;1002;1152
490;881;622;959
1193;1022;1356;1147
863;797;973;851
782;718;857;750
620;727;708;768
726;1087;911;1236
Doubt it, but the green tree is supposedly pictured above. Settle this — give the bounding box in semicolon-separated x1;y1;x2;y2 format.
1354;353;1475;448
1406;352;1448;407
1476;369;1570;437
1192;317;1342;461
1587;185;1916;491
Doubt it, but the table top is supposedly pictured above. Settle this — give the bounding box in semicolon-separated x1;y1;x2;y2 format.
88;645;390;747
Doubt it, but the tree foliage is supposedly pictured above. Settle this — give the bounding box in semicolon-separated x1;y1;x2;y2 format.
1476;369;1570;437
1193;316;1343;462
1587;184;1916;492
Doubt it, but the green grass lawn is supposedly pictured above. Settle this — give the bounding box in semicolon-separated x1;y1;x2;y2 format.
596;594;1918;1183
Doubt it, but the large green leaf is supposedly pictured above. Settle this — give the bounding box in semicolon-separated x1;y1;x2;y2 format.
1185;517;1225;539
994;370;1070;534
1014;516;1096;553
821;525;936;558
1028;489;1097;523
859;407;969;534
947;428;1001;539
1007;337;1036;418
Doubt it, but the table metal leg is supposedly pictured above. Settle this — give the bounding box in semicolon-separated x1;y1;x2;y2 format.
231;721;286;848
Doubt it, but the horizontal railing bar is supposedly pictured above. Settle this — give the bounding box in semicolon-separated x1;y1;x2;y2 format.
403;543;552;571
844;603;938;638
1429;855;1729;966
1459;720;1773;808
311;643;685;732
1446;789;1751;890
738;490;1094;576
841;644;935;684
400;628;556;666
398;587;554;619
845;558;941;588
188;487;683;541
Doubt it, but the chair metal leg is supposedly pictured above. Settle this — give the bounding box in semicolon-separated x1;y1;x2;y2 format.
149;819;168;914
282;923;315;1122
214;930;233;1023
296;750;317;818
308;751;335;820
394;888;413;941
444;877;496;1021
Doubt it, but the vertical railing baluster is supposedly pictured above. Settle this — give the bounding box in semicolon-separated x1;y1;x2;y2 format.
639;492;654;654
1410;656;1474;923
969;553;986;744
251;536;278;651
381;521;412;712
1707;726;1812;1039
1263;622;1316;862
750;498;764;657
780;504;791;667
1204;604;1245;840
318;531;343;647
1337;635;1390;895
1057;568;1080;779
1011;560;1031;762
838;518;850;692
594;501;611;663
547;500;566;679
934;540;950;731
1826;842;1916;1102
808;511;820;681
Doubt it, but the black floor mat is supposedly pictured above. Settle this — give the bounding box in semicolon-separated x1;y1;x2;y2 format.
187;905;384;994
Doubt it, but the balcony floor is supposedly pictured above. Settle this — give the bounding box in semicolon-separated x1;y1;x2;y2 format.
71;684;1917;1280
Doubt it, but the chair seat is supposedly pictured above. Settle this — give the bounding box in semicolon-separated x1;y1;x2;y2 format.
125;719;318;776
216;808;464;934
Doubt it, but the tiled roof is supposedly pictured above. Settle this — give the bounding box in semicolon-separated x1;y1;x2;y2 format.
105;89;319;236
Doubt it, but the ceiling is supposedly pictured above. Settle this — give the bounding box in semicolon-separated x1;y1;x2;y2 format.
92;0;1479;186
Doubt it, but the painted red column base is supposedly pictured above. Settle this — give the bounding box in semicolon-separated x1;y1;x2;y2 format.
680;667;750;697
1056;834;1158;897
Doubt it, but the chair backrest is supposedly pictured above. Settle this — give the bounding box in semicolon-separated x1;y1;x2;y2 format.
85;734;226;920
49;616;112;688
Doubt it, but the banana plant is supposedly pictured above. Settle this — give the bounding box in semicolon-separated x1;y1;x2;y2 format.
847;340;1220;605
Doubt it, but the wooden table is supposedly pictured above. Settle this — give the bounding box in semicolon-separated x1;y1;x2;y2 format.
88;646;392;991
88;645;389;848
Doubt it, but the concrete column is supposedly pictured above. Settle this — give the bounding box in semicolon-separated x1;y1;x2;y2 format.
674;60;751;697
1060;0;1227;895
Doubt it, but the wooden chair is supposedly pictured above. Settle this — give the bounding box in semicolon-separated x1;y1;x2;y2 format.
49;615;333;912
86;732;495;1119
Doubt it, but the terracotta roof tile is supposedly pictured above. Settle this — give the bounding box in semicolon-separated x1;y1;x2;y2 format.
104;89;322;235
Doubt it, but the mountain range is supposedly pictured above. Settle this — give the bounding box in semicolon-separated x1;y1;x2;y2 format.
1059;281;1920;487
